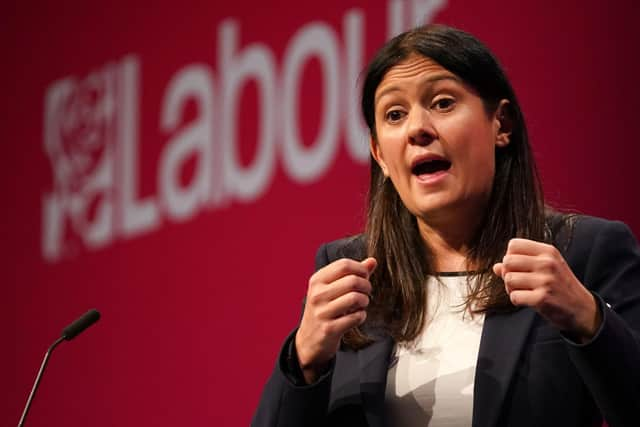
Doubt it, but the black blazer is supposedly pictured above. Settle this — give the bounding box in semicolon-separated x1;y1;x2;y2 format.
253;216;640;427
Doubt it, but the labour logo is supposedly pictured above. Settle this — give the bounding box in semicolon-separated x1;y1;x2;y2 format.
42;63;119;261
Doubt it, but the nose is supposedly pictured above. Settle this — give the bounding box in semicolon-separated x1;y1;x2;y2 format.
407;107;436;146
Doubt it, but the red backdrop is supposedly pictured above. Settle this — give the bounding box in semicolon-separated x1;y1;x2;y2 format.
4;0;640;425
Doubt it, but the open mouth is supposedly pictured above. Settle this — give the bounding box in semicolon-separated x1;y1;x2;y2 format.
411;159;452;176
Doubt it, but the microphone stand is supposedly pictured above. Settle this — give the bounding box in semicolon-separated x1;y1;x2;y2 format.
18;336;65;427
17;309;100;427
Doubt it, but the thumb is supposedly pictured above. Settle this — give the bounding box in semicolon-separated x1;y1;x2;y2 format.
361;257;377;277
492;262;504;278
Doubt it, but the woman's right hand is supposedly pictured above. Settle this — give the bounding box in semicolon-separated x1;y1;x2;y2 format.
295;257;377;384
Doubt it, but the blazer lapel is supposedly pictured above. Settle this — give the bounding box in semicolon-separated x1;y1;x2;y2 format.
328;349;362;411
359;336;394;427
472;307;536;427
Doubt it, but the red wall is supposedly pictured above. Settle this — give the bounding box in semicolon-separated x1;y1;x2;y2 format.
4;0;639;425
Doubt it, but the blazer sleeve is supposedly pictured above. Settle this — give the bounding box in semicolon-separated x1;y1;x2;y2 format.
251;244;336;427
564;218;640;427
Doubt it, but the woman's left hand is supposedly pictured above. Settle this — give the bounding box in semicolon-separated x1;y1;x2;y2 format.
493;238;602;343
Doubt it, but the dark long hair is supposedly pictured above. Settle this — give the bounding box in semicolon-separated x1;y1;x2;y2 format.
343;24;548;349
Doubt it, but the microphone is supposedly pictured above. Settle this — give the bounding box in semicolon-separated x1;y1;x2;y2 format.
62;309;101;340
18;309;101;427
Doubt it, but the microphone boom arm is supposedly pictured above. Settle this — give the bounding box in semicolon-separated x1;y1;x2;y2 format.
17;309;100;427
18;336;64;427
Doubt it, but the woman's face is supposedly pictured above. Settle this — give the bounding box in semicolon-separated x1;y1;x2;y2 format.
371;55;511;226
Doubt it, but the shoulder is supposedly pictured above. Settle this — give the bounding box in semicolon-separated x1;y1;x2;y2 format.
573;214;633;236
314;234;367;270
548;213;635;248
552;214;640;283
560;214;636;251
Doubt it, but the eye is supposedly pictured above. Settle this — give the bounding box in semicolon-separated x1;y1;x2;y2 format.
385;109;406;123
432;97;455;112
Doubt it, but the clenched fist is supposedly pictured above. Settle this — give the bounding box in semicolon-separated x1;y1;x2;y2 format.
493;238;602;343
295;257;377;384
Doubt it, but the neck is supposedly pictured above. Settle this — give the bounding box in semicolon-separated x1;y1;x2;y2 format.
417;212;482;272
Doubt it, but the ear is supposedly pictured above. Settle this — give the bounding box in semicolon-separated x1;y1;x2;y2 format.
494;99;513;148
369;136;389;177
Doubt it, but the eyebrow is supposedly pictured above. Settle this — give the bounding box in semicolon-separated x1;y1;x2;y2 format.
374;74;461;105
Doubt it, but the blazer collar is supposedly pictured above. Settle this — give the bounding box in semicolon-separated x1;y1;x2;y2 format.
472;307;536;427
328;309;536;427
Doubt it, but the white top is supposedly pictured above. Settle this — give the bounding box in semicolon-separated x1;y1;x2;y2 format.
384;274;484;426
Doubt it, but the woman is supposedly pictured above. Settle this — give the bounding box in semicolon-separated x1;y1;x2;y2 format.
253;24;640;427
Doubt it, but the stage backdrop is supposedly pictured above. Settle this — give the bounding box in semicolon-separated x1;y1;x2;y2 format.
4;0;639;425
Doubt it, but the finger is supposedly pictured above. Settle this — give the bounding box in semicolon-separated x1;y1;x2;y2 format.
506;238;555;256
322;291;370;319
501;254;537;273
497;263;512;293
505;282;512;295
361;257;377;277
328;310;367;335
494;263;511;293
311;258;372;285
503;271;540;291
310;274;372;305
509;288;546;307
493;262;504;277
